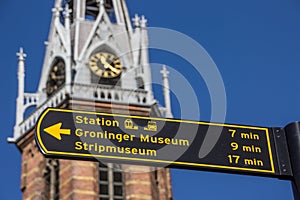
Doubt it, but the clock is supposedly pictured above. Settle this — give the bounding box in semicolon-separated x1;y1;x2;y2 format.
88;52;122;79
46;59;65;96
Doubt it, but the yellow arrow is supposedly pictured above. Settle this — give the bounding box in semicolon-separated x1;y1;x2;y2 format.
43;122;71;141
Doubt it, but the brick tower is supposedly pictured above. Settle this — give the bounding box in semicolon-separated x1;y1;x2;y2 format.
8;0;173;199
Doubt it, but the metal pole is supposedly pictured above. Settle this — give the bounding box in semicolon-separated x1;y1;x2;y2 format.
284;122;300;200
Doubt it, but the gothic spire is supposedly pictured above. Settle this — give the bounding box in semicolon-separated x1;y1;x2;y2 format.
16;48;26;126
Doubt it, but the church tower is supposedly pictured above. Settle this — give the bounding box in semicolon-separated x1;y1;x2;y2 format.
8;0;173;199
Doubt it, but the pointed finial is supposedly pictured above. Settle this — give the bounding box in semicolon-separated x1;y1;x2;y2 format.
16;48;27;61
96;0;105;13
140;15;147;28
63;3;72;28
161;65;169;78
98;0;105;4
97;0;105;7
52;6;63;18
63;3;72;19
133;14;140;28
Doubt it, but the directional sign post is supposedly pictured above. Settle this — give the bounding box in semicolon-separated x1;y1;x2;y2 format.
284;122;300;199
35;108;292;178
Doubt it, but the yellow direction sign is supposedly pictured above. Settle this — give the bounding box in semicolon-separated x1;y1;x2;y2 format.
35;108;292;178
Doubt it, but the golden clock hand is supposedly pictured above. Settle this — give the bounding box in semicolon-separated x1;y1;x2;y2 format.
101;58;118;73
107;65;119;73
100;56;108;65
100;56;111;69
103;62;110;69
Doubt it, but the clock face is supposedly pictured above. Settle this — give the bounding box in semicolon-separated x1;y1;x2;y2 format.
88;52;122;79
46;60;65;96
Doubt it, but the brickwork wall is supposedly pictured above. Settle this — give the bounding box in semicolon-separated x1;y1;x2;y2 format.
18;131;46;200
123;165;157;200
59;160;98;200
17;99;173;199
157;168;172;200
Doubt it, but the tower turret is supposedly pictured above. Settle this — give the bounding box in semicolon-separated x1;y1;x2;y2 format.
16;48;26;126
9;1;173;199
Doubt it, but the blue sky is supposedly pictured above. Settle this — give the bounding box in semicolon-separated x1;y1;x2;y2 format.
1;0;300;199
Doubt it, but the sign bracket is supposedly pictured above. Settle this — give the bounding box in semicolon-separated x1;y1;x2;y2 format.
272;127;293;178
